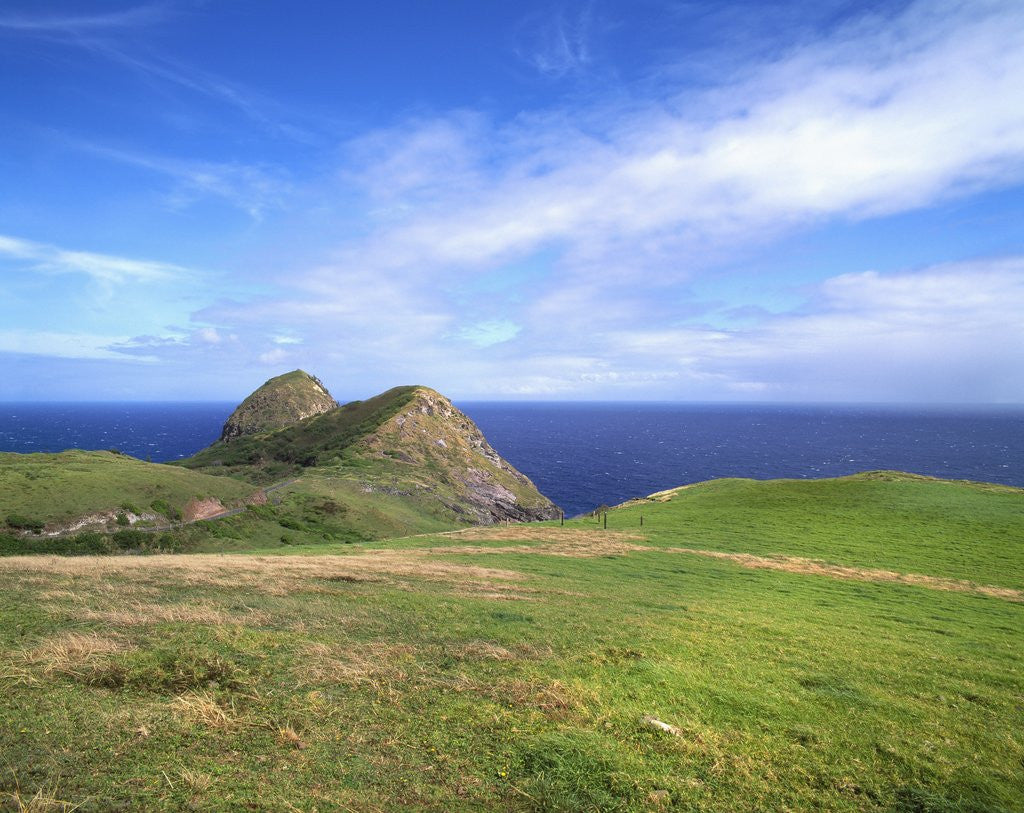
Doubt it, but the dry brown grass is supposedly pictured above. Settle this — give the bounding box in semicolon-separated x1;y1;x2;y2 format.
172;690;234;730
300;640;418;688
433;526;649;557
5;785;82;813
456;640;516;660
0;552;524;596
665;548;1024;602
276;725;307;750
178;769;214;794
20;631;130;680
492;678;591;719
72;601;272;627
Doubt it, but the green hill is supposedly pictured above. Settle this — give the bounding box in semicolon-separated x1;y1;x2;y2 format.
0;449;257;536
179;383;560;524
0;378;560;556
178;384;419;481
219;369;338;441
1;471;1020;810
608;470;1024;589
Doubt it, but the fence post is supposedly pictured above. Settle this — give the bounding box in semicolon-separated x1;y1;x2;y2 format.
603;512;607;529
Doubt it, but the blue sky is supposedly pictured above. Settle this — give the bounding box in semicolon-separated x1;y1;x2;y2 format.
2;0;1023;402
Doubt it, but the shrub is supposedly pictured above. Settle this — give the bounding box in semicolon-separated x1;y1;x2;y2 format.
68;532;114;555
112;529;148;549
6;514;44;532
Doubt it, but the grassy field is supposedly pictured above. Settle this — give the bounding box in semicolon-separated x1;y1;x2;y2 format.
1;472;1021;811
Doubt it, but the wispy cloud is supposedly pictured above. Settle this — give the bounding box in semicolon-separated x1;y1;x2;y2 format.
79;41;321;144
179;1;1024;400
1;3;319;145
0;329;156;362
0;3;168;33
514;5;596;77
327;0;1024;288
71;141;292;220
0;234;189;284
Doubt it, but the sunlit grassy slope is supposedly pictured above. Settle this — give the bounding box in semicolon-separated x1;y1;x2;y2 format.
1;471;1021;811
0;450;256;528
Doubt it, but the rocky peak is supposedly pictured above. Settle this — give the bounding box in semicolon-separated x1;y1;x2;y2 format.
355;387;560;523
220;370;339;441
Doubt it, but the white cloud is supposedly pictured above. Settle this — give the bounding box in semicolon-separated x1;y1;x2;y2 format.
0;234;189;284
0;4;167;33
196;327;222;344
331;0;1024;282
258;347;290;365
0;330;154;361
591;258;1024;401
70;143;292;220
514;6;596;77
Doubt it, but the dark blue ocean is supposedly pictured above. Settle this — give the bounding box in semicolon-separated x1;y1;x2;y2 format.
0;402;1021;517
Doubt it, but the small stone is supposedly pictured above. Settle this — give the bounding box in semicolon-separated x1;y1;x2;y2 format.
642;715;681;736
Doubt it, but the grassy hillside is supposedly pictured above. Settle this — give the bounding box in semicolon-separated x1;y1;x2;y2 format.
608;470;1024;589
219;369;338;440
0;450;256;532
1;472;1021;811
179;385;558;524
177;385;420;483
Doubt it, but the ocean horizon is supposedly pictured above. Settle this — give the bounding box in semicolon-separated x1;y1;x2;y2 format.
1;400;1021;517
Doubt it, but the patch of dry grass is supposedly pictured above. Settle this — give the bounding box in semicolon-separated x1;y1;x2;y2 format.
433;526;649;557
19;631;130;681
491;678;592;719
300;640;418;688
70;601;271;628
456;640;516;660
665;548;1024;602
5;785;82;813
276;725;307;750
171;690;234;730
0;552;525;597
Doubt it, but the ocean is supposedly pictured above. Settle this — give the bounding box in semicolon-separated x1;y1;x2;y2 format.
1;402;1021;517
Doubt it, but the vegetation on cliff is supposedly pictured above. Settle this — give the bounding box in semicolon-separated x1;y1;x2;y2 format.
179;383;560;525
1;375;559;555
218;370;338;441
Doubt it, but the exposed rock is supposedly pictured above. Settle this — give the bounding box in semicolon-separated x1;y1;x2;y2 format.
182;498;227;522
41;509;160;537
220;370;338;441
353;387;561;524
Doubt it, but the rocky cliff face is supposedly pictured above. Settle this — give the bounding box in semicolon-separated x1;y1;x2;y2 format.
352;387;561;524
220;370;338;441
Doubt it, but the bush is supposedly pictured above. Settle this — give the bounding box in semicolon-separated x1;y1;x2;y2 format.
6;514;44;532
120;501;141;515
112;529;148;549
68;532;114;555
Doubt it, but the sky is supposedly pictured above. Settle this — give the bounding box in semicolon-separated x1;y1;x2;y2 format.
1;0;1023;403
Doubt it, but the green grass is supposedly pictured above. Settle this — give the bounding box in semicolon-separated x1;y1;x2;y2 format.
1;472;1021;810
178;385;420;483
602;471;1024;589
218;369;338;440
0;450;255;531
